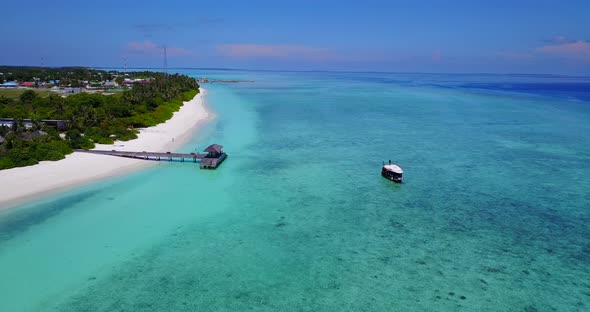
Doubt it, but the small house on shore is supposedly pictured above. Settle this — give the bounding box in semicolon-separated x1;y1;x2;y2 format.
0;119;68;131
32;130;48;138
0;82;18;88
21;133;33;142
20;82;35;87
50;87;82;95
104;81;118;89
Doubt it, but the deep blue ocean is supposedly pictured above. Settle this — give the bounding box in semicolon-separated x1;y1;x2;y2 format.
1;71;589;311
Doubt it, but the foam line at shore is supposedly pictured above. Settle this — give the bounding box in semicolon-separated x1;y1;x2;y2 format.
0;88;211;210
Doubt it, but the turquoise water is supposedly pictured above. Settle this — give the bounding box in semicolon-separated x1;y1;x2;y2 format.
1;71;589;311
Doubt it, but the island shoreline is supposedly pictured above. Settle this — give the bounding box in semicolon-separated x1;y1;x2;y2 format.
0;88;213;210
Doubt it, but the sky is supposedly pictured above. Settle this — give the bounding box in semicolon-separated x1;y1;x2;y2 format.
1;0;590;75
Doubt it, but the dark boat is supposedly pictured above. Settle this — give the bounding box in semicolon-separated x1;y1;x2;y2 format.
382;162;403;183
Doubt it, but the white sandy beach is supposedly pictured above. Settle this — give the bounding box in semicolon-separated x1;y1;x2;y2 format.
0;88;210;209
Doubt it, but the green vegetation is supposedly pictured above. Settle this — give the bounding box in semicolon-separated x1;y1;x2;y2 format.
0;126;72;170
0;68;199;170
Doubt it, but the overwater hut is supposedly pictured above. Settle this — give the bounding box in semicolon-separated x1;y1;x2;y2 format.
200;144;227;169
204;144;224;158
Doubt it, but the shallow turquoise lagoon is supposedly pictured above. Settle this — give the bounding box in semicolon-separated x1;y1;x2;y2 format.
1;72;589;311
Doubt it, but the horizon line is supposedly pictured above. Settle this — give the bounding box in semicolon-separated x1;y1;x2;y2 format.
1;64;589;79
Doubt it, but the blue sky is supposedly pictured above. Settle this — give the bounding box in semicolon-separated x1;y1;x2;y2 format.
2;0;590;74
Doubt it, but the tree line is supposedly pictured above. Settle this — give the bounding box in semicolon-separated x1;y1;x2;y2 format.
0;70;199;170
0;66;115;86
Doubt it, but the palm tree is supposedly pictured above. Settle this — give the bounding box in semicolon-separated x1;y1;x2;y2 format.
30;113;43;131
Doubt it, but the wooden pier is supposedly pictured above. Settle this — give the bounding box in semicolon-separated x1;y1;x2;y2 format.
75;144;227;169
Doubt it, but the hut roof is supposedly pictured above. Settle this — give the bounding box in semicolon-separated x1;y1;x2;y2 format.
204;144;223;153
32;130;48;137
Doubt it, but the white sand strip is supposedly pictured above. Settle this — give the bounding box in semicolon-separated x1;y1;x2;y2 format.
0;88;211;209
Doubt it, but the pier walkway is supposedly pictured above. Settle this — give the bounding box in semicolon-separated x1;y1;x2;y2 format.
75;144;227;169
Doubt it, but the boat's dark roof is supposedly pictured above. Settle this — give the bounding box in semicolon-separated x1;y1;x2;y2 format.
383;164;403;174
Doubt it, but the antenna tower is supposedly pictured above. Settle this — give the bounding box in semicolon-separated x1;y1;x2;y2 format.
164;46;168;78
